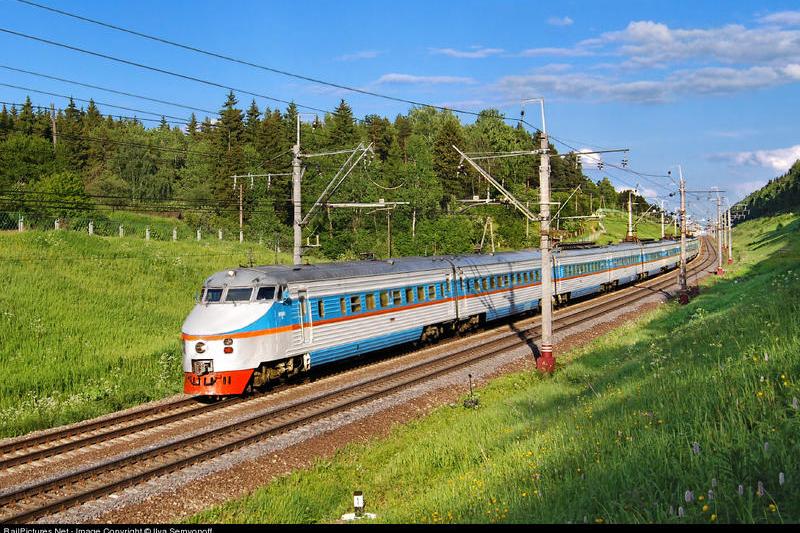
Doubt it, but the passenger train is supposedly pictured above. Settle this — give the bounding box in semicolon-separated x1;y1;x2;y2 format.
182;238;700;396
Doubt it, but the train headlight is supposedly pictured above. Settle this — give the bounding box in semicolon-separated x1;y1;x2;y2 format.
195;341;206;354
223;338;233;346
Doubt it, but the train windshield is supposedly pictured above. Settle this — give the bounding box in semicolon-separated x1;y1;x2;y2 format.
204;288;223;303
226;288;253;302
256;286;276;301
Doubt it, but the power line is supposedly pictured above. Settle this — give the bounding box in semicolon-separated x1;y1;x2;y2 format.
13;0;493;118
0;64;217;116
0;100;188;126
0;81;191;122
0;26;337;117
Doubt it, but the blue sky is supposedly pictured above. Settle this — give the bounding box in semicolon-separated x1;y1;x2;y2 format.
1;0;799;222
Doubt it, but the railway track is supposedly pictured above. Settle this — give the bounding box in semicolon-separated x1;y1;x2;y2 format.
0;239;716;523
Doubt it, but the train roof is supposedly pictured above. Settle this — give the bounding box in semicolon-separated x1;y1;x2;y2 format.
203;238;694;287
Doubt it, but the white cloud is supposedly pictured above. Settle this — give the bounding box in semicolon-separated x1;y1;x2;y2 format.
336;50;381;61
430;47;504;58
716;144;800;173
518;46;593;57
374;73;477;85
547;16;574;27
758;11;800;27
590;20;800;67
495;63;800;103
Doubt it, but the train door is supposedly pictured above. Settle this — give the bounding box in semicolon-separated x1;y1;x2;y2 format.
298;290;313;344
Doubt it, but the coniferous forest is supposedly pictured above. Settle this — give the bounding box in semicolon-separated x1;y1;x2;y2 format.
0;93;655;259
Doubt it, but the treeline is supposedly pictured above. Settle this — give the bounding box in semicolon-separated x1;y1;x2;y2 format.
737;160;800;221
0;93;653;258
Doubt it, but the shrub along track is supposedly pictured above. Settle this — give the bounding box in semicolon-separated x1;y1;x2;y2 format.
0;239;716;524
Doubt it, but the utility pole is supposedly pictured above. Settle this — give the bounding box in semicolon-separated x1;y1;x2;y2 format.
49;103;57;149
659;200;665;239
727;206;733;264
526;98;554;374
386;209;392;258
292;114;303;265
626;190;635;241
668;166;688;296
538;107;554;373
716;191;724;276
238;183;244;243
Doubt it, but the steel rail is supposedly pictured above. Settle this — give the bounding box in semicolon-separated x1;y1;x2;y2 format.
0;239;715;524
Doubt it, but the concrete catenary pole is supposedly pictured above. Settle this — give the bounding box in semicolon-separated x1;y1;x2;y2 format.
536;101;554;373
660;200;665;239
716;192;724;276
678;167;688;294
292;114;303;265
727;207;733;264
238;183;244;244
627;191;634;240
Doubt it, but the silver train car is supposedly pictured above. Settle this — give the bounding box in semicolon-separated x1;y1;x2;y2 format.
182;238;700;395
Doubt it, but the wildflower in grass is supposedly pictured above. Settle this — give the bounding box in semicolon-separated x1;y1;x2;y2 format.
764;353;769;361
692;442;701;455
702;504;710;512
712;478;718;488
594;517;604;524
757;391;765;398
684;490;694;503
710;514;717;522
764;441;769;452
757;481;765;497
698;495;705;502
738;485;744;496
678;507;685;518
779;472;785;486
708;490;714;501
769;504;777;512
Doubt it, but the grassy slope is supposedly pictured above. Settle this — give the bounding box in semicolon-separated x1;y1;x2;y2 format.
189;213;800;524
568;211;677;245
0;224;293;437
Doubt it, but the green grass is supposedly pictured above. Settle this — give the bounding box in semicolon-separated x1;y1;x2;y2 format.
0;223;294;437
568;211;677;245
188;212;800;524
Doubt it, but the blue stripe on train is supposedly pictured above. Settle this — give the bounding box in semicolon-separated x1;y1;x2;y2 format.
310;326;423;366
309;297;542;367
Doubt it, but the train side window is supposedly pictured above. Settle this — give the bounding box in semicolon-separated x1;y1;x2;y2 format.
442;282;449;296
318;300;325;318
417;286;425;301
428;285;436;299
350;295;362;313
340;298;347;315
405;287;414;302
204;288;223;303
256;286;275;301
380;291;390;307
490;277;496;289
482;278;489;291
366;293;376;311
393;290;402;305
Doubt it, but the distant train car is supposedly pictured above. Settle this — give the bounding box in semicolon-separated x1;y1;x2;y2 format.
182;238;699;396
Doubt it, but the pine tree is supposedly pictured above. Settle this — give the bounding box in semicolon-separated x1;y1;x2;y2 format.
212;91;245;203
18;97;36;136
326;99;358;148
159;116;170;131
244;99;261;146
432;113;466;204
187;113;198;138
